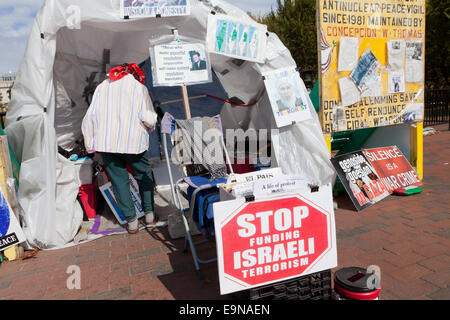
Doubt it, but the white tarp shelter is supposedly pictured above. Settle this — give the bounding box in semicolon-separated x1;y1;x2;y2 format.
5;0;335;249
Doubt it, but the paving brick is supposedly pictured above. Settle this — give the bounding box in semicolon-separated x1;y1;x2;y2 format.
389;278;440;300
431;219;450;229
110;261;128;273
129;263;153;276
354;231;393;252
384;252;426;268
427;287;450;300
433;228;450;239
88;286;132;300
417;254;450;271
390;264;432;283
426;213;450;222
379;289;401;300
108;273;131;291
127;247;163;260
412;243;450;258
149;260;173;280
420;268;450;288
402;218;434;228
383;241;417;255
382;223;416;235
0;280;12;290
358;222;388;233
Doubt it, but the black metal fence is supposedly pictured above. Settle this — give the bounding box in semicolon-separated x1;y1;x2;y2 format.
424;89;450;130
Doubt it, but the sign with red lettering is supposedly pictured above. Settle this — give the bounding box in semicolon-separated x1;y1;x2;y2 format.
363;146;422;193
213;185;337;295
331;151;390;211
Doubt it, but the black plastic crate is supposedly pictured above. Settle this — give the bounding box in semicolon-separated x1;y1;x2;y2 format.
233;269;332;301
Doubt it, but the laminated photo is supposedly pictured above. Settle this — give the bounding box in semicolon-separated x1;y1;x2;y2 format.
151;42;212;87
406;41;424;83
350;48;381;92
120;0;190;18
387;39;405;71
207;13;267;63
388;70;405;94
263;67;312;128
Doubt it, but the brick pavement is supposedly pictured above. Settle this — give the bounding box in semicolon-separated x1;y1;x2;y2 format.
0;126;448;300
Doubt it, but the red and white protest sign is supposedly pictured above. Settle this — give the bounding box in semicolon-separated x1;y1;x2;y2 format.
363;146;422;193
213;185;337;295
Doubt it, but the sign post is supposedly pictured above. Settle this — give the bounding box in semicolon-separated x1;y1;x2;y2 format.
181;83;191;120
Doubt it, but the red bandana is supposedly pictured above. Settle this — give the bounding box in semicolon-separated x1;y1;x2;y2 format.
109;63;146;85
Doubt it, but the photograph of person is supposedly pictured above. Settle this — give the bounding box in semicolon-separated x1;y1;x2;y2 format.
190;50;207;71
276;80;305;113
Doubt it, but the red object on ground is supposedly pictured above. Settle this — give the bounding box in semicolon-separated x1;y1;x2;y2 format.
78;184;98;219
334;283;381;300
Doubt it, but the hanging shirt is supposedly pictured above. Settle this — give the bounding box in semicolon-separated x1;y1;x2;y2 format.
82;74;157;154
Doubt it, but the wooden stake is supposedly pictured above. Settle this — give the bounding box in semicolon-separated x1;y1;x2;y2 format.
181;83;191;119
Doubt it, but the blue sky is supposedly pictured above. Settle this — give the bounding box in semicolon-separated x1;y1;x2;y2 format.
0;0;278;75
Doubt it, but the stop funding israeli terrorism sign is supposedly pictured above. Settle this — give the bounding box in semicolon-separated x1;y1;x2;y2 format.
213;186;337;295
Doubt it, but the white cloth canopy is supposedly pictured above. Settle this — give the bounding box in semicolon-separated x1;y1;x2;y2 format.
5;0;335;249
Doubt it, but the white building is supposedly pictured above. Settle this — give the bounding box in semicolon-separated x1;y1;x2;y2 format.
0;72;16;106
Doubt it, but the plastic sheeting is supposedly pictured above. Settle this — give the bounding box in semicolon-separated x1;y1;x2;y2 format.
5;0;334;249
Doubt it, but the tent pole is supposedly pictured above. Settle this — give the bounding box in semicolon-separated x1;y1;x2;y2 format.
181;83;191;119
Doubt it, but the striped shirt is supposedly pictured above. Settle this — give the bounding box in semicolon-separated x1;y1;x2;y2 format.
82;74;157;154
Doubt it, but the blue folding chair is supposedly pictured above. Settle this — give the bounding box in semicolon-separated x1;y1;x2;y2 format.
161;112;234;279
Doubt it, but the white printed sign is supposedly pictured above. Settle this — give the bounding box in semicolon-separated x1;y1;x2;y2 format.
253;175;309;197
207;13;267;63
120;0;190;18
263;67;312;128
230;168;283;184
0;189;26;251
213;184;337;295
99;173;145;225
151;42;212;86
